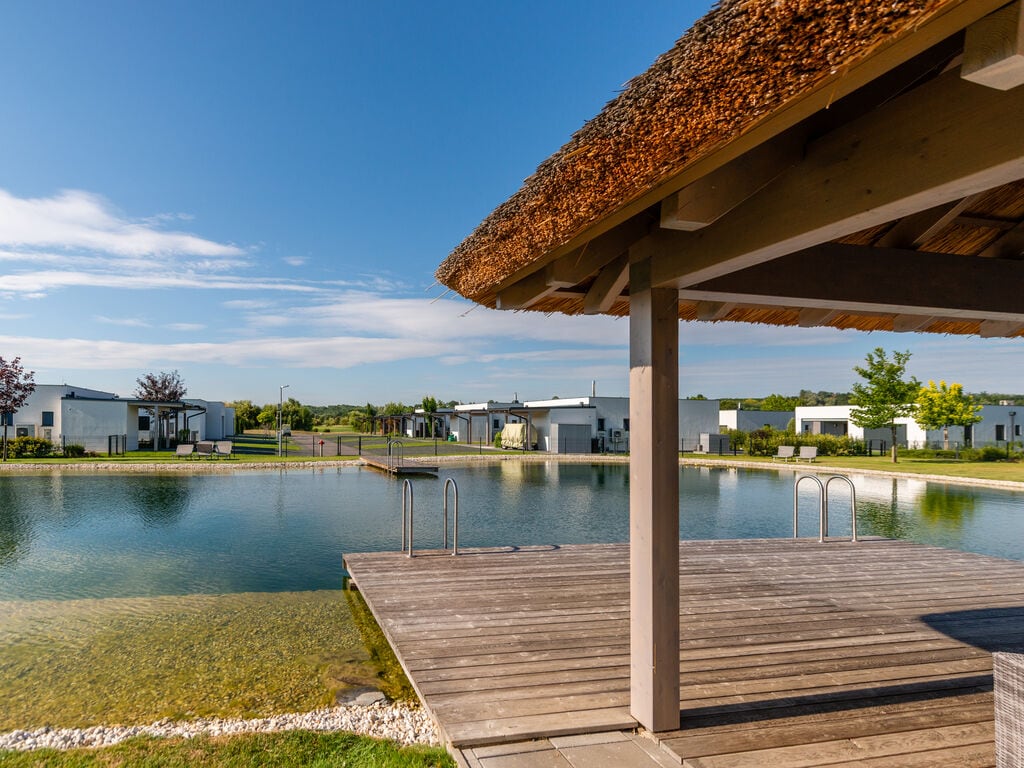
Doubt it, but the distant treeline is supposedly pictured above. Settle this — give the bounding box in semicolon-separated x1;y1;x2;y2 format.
718;390;1023;411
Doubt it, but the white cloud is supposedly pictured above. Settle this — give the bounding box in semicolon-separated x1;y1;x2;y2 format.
95;315;151;328
0;189;243;257
166;322;206;331
283;256;308;266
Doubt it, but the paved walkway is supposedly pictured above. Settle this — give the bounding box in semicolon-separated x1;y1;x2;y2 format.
455;731;677;768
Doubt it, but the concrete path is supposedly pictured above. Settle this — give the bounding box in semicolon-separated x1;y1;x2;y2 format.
454;731;678;768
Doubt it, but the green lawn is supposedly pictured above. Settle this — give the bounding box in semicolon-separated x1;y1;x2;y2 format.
0;731;454;768
688;452;1024;483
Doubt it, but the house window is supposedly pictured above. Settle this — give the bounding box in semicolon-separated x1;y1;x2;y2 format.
139;415;151;430
41;411;54;427
597;418;606;432
492;418;500;430
623;418;629;431
996;424;1006;441
0;413;11;427
1017;425;1022;437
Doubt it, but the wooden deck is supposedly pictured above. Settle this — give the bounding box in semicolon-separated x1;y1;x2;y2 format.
343;539;1024;766
359;455;439;476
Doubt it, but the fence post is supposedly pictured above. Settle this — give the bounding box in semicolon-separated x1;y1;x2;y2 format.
358;436;362;456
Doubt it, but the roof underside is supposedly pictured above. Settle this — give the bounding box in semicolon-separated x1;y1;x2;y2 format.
436;0;1024;338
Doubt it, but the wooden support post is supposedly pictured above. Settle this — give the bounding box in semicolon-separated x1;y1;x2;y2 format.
629;257;680;732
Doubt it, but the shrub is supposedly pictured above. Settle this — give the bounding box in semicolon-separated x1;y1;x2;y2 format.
493;430;503;448
980;446;1006;462
8;436;57;458
63;443;86;458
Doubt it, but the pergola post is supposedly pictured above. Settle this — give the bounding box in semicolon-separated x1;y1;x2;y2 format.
628;257;680;732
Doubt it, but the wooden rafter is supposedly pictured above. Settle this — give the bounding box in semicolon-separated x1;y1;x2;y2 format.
583;254;630;315
678;243;1024;321
644;68;1024;290
962;0;1024;90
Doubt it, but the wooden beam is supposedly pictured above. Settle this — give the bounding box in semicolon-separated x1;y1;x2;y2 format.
660;133;803;231
979;220;1024;258
980;319;1024;337
496;264;575;310
629;257;679;733
797;308;838;328
549;216;654;285
962;0;1024;90
583;254;629;315
677;242;1024;321
646;69;1024;289
695;301;734;321
893;314;938;332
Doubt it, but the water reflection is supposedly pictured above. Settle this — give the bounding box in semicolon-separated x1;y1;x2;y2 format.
0;466;1022;602
125;476;192;527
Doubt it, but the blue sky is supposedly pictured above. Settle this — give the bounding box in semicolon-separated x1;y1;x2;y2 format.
0;1;1018;406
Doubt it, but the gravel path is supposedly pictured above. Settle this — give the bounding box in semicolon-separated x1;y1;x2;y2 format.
0;701;439;752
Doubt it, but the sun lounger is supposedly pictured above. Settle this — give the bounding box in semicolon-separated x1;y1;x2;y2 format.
797;446;818;462
195;441;216;459
772;445;795;462
175;443;195;459
214;440;233;459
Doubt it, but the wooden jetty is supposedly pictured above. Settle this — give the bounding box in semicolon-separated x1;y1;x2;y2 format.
359;455;438;476
344;538;1024;766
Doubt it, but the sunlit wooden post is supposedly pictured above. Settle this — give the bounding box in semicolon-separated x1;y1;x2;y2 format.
629;255;680;732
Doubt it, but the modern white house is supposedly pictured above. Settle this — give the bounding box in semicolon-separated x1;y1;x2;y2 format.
794;404;1021;449
444;396;721;454
719;409;794;433
3;384;234;453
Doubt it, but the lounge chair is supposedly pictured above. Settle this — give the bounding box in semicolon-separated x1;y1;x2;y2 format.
175;443;195;460
797;446;818;462
214;440;233;459
195;441;216;459
772;445;795;462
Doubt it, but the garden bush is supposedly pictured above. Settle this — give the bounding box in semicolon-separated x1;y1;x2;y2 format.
63;443;86;457
8;436;57;458
979;446;1007;462
493;430;503;448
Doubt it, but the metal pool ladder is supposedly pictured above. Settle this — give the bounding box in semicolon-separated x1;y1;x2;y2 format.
388;439;404;472
401;477;462;558
794;474;858;543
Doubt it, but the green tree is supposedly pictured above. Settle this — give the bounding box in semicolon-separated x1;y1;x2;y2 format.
257;404;277;434
230;400;260;432
719;399;739;410
849;348;920;463
420;396;439;438
915;380;982;450
0;356;36;462
760;393;799;411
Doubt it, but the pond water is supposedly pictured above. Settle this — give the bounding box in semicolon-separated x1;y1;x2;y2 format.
1;462;1023;602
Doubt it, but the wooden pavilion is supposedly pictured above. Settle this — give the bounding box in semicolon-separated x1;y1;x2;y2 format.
435;0;1024;732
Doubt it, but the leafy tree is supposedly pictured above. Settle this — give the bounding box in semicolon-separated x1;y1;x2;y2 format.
421;396;439;437
134;371;187;450
257;404;277;433
719;399;739;410
760;394;800;411
0;356;36;462
281;398;313;431
134;370;187;401
849;348;920;463
915;380;982;449
229;400;260;432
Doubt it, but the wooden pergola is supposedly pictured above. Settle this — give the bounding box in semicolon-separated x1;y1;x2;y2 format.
436;0;1024;731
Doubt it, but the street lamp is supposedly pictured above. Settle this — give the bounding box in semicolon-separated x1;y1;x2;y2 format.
279;384;289;457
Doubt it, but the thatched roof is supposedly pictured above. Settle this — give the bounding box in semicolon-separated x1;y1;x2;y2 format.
435;0;1024;337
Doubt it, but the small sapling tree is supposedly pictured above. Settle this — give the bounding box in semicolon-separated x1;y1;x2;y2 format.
915;380;982;450
849;348;920;463
0;357;36;461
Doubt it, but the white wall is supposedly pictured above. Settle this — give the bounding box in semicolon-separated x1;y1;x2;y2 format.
62;399;133;452
719;409;793;432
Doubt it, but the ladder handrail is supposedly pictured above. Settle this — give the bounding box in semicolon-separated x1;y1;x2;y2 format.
401;478;414;557
825;475;858;543
388;439;404;472
794;473;858;543
443;477;459;555
793;474;826;542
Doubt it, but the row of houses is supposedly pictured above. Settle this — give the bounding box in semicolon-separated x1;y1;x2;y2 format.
6;382;1018;455
400;399;1021;454
3;384;234;453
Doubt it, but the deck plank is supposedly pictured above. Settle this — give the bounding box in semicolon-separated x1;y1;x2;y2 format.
344;538;1022;760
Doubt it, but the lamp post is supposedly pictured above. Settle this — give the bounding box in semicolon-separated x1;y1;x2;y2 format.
279;384;289;457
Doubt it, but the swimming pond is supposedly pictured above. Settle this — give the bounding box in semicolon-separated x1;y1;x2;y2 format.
1;462;1022;602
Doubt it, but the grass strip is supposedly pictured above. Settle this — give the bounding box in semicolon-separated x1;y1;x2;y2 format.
0;730;454;767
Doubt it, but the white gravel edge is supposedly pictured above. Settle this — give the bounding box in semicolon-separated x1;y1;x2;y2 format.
0;701;439;752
